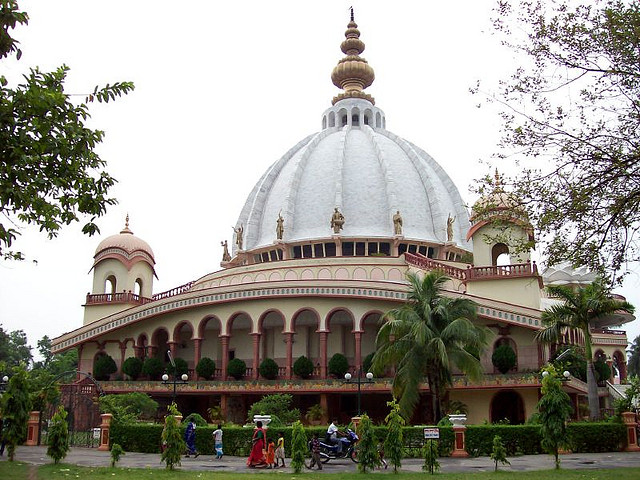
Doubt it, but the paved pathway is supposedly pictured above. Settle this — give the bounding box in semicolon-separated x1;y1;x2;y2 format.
2;446;640;473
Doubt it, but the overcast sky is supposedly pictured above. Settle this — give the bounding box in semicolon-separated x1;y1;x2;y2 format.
1;0;639;359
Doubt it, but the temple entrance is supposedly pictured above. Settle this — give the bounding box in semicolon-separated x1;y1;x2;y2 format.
490;390;525;424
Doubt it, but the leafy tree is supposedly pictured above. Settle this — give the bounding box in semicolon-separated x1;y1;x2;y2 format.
0;367;32;460
258;358;279;380
110;443;124;468
122;357;143;380
99;392;159;424
373;271;489;421
293;355;314;379
490;435;510;472
535;280;634;419
184;412;207;427
226;358;246;380
356;413;379;473
492;344;517;374
594;358;612;383
161;403;185;470
474;0;640;279
362;352;375;375
195;357;216;380
141;356;164;380
328;353;349;378
46;405;69;464
0;326;32;370
247;394;300;425
422;439;439;474
384;398;405;473
165;357;188;376
537;366;572;469
629;336;640;378
290;420;307;473
551;346;587;382
0;1;134;260
613;375;640;415
93;354;117;381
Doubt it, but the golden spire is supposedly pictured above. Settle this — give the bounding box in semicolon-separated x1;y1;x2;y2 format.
331;8;375;105
120;213;133;234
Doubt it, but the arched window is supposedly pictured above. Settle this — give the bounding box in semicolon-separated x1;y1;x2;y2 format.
105;276;116;295
329;111;336;127
322;116;327;129
491;243;510;266
134;278;143;296
375;112;381;128
490;390;525;424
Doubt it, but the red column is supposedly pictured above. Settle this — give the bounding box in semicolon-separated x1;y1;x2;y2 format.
319;331;328;379
220;335;230;381
220;394;228;421
252;333;261;380
119;342;127;375
98;413;113;451
623;412;640;451
168;341;177;358
451;425;469;457
193;338;202;372
25;411;40;446
354;331;362;372
285;333;294;380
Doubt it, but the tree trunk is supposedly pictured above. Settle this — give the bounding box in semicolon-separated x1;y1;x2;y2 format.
586;360;600;420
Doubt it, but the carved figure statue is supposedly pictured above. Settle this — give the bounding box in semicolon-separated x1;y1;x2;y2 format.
220;240;231;262
330;207;345;234
447;214;456;242
233;224;244;250
392;210;403;235
276;212;284;240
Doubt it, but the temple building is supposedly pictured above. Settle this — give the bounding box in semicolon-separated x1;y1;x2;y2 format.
51;12;633;425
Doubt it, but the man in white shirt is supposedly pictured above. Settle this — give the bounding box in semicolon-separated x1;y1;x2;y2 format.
327;419;343;454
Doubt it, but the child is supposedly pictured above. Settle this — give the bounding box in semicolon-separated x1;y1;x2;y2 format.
378;439;388;469
306;432;322;470
275;432;286;467
265;437;276;468
212;424;223;459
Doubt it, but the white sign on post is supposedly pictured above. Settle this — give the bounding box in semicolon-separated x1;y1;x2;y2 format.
423;427;440;439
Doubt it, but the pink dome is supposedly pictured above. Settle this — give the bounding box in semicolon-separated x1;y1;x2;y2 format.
94;218;155;265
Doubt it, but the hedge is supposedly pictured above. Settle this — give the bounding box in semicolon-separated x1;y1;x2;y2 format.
109;422;627;457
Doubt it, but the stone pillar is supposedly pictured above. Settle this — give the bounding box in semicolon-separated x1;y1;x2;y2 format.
319;331;328;379
193;338;202;373
251;333;261;380
220;335;230;381
351;416;362;430
320;394;329;424
119;342;127;375
622;412;640;451
285;333;294;380
451;425;469;457
98;413;113;451
354;331;362;372
25;411;40;446
220;394;228;422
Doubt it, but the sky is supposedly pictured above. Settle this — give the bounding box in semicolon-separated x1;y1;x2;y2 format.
1;0;639;359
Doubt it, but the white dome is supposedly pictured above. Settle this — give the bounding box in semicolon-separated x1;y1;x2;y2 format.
234;98;470;254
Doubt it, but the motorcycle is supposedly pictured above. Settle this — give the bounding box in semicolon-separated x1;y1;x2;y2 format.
311;428;359;463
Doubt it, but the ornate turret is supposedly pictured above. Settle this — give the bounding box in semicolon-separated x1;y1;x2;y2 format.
331;8;375;105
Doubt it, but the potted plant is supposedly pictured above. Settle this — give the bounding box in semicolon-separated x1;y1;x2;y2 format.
305;403;325;425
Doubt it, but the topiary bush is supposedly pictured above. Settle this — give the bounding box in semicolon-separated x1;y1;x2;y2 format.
293;355;314;379
122;357;143;380
492;345;517;374
328;353;349;378
227;358;246;380
166;357;188;376
184;413;208;427
93;354;117;381
142;357;164;380
594;359;611;383
195;357;216;380
259;358;279;379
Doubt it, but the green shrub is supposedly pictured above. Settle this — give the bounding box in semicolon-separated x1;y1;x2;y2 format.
184;413;208;427
293;355;314;378
466;425;542;456
594;359;612;383
166;357;188;376
142;357;164;380
567;422;625;452
227;358;246;380
99;393;159;424
328;353;349;378
362;352;375;374
492;345;517;374
247;394;300;425
46;405;70;464
93;354;117;380
110;443;124;467
196;357;216;379
259;358;279;380
552;346;587;382
122;357;143;380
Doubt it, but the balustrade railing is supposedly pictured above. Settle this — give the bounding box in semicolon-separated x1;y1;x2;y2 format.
85;291;153;305
152;281;195;301
404;253;467;280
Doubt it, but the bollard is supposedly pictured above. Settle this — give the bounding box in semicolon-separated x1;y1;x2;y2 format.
622;412;640;452
25;411;40;446
97;413;113;451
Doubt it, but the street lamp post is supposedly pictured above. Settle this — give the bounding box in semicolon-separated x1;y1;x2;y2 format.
161;350;188;404
344;369;373;416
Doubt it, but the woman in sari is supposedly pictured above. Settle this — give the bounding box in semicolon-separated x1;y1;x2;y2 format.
246;421;267;467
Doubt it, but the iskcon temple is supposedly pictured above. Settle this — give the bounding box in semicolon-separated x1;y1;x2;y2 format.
51;12;634;425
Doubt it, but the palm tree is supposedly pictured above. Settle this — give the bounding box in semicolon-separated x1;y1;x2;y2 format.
372;271;489;422
628;335;640;378
535;280;634;420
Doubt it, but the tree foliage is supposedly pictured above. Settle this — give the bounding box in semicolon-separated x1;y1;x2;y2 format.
0;0;134;260
99;392;159;425
195;357;216;380
536;280;634;419
0;366;32;461
290;420;307;473
492;344;517;374
110;443;124;468
93;354;117;381
373;271;489;421
490;435;510;472
161;403;185;470
258;357;279;380
629;336;640;378
328;353;349;378
165;357;188;376
226;358;246;380
141;357;163;380
537;366;572;469
0;325;32;370
356;413;379;473
122;357;143;380
46;405;70;464
475;0;640;279
422;439;440;474
384;399;405;473
247;394;300;425
293;355;314;379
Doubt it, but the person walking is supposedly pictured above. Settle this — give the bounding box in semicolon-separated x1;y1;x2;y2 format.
246;421;267;468
184;420;199;458
306;432;322;470
266;438;276;468
275;432;286;468
212;424;223;459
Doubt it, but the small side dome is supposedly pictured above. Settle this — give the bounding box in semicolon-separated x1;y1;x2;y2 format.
470;170;526;223
93;216;155;270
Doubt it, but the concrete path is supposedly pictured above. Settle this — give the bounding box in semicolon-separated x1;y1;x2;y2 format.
2;446;640;473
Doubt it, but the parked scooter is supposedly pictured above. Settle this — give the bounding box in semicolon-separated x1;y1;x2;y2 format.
310;428;359;463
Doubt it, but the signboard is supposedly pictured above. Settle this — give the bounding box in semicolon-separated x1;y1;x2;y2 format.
93;428;101;440
423;427;440;439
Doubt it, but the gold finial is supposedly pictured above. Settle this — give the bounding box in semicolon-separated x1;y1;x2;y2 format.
331;9;375;105
121;213;133;234
494;169;504;192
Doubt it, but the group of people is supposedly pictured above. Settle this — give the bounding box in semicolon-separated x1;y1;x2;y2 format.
161;420;224;459
246;421;286;468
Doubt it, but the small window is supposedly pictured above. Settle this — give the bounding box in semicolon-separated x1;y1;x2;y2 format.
325;243;337;257
261;252;270;262
105;276;116;295
352;114;360;126
134;278;143;296
398;243;408;255
418;246;427;256
364;115;369;125
293;246;302;259
276;249;283;260
408;244;417;254
355;242;366;256
379;243;391;256
314;244;324;258
427;247;435;258
228;350;236;361
368;243;379;255
341;115;348;126
302;244;313;258
343;242;354;256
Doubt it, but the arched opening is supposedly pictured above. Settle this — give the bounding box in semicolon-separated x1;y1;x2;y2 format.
490;390;525;424
329;111;336;127
136;334;148;359
105;276;116;295
199;316;221;374
491;243;510;266
351;108;360;127
375;112;381;128
493;337;518;373
228;312;252;376
322;116;327;129
339;108;348;127
291;309;321;373
361;312;382;371
326;309;355;374
134;278;143;296
151;328;170;363
259;310;286;376
174;322;195;368
612;350;626;382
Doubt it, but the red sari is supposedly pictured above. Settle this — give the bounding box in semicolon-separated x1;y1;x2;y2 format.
247;427;266;467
